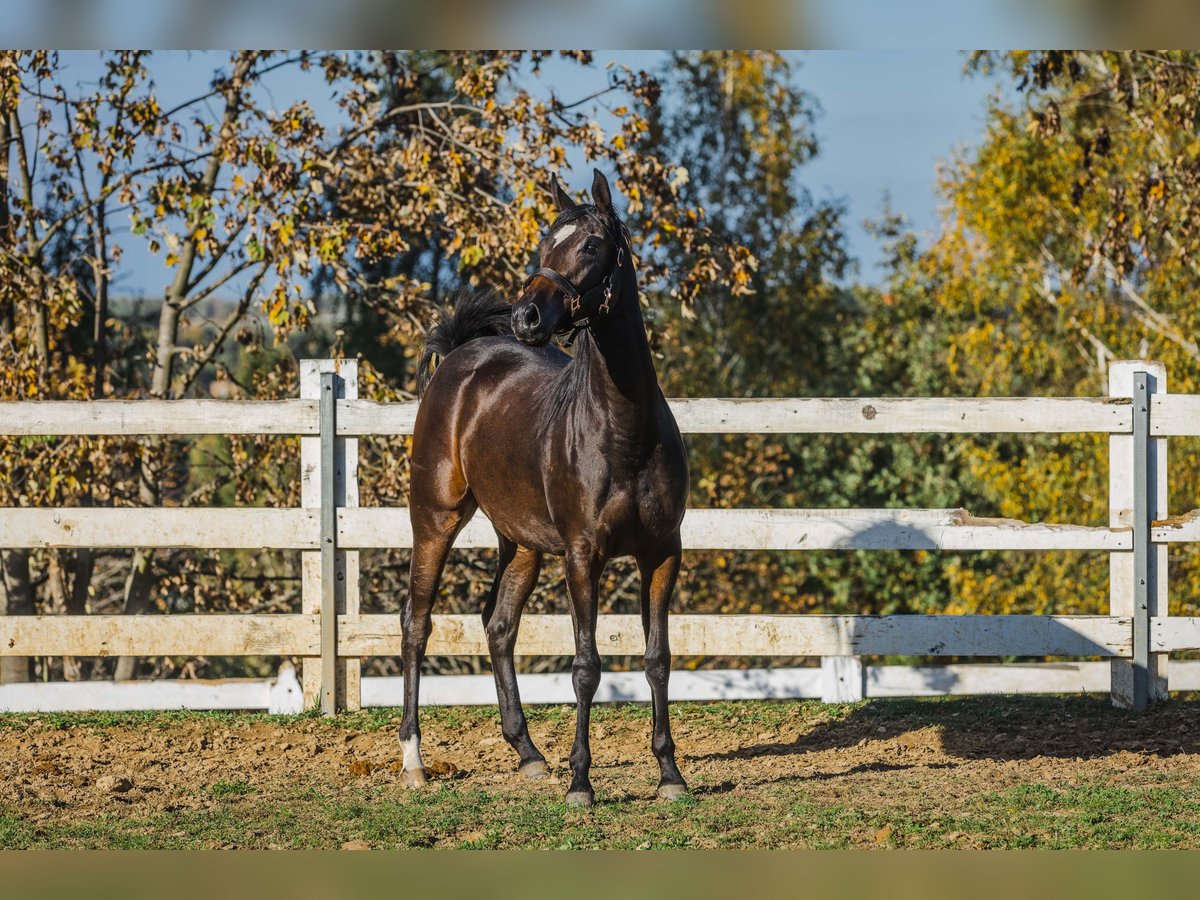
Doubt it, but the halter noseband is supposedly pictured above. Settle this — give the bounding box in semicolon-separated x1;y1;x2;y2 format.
522;240;626;346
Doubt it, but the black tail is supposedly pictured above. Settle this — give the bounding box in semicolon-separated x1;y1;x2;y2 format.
417;289;513;397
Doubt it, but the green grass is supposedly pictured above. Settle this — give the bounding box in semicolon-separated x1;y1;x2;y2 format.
10;776;1200;849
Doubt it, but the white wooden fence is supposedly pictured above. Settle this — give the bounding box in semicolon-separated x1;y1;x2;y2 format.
1;358;1198;714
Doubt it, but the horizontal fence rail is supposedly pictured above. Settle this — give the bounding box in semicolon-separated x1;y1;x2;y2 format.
0;507;1140;551
13;660;1200;714
0;358;1196;714
8;393;1200;436
15;612;1193;658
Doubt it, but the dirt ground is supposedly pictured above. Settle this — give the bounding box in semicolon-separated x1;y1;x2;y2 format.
5;697;1200;848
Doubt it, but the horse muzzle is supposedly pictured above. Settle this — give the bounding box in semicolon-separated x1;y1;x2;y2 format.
511;298;560;346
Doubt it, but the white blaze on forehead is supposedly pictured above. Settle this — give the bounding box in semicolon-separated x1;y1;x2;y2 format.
402;735;424;771
549;222;579;248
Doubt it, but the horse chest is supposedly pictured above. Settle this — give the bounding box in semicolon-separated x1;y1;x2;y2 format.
571;451;686;557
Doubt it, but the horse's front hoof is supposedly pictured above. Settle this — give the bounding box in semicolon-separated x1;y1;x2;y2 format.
565;789;595;808
657;782;689;802
519;759;550;780
402;768;427;790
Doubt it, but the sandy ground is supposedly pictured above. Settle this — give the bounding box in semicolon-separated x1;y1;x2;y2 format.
4;698;1200;847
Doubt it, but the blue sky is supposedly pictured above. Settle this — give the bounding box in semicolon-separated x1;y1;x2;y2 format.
55;50;1006;295
798;51;1004;279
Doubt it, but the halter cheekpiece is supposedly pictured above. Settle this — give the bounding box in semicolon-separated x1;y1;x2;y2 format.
523;235;626;347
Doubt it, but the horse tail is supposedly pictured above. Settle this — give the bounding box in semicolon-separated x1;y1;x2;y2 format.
416;289;513;398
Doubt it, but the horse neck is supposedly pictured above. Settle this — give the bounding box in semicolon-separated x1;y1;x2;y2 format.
570;267;659;440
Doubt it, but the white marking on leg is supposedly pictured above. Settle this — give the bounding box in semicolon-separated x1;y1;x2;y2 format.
550;222;578;247
402;735;424;771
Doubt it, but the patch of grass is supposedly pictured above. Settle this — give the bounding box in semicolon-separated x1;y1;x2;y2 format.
0;708;272;734
205;780;254;799
0;809;34;847
8;774;1200;850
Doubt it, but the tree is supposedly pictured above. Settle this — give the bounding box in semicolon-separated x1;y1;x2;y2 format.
0;50;758;681
901;51;1200;618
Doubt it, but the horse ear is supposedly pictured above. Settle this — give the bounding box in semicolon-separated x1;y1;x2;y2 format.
550;174;574;213
591;168;612;212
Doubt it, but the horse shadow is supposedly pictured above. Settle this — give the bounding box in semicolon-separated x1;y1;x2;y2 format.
691;514;1199;765
693;693;1200;766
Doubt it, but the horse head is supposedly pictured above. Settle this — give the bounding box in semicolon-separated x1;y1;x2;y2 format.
512;168;629;346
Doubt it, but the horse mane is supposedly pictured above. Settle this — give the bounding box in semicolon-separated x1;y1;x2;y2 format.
539;328;596;433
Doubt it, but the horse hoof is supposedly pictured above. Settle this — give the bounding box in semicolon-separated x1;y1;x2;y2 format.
402;768;427;790
566;790;594;809
520;759;550;780
657;783;689;802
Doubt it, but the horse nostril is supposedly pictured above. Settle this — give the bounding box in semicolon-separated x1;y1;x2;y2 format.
522;305;540;329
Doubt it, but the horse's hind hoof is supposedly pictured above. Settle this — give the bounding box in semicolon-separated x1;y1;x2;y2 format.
565;789;595;809
657;783;689;802
402;768;427;790
519;759;550;780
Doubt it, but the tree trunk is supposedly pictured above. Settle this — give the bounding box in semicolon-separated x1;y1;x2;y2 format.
62;548;93;681
0;549;34;683
1;78;29;682
116;52;256;680
0;110;12;337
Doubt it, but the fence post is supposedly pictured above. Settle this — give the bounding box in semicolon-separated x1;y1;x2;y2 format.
821;655;864;703
300;360;360;713
1109;361;1168;709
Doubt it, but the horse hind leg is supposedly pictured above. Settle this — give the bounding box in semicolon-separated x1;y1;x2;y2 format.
483;536;547;779
399;500;475;789
638;541;688;801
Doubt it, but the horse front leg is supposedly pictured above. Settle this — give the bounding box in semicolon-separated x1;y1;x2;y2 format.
564;545;604;808
638;539;687;800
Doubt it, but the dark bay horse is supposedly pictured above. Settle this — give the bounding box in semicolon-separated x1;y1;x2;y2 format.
401;169;689;807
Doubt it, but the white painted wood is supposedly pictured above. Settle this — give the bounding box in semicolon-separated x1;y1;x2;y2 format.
300;360;360;711
340;613;1131;658
1151;616;1200;652
1153;511;1200;543
865;662;1112;697
0;508;319;549
0;611;1136;661
0;400;316;435
268;661;305;714
337;400;419;436
336;507;1131;552
0;614;319;657
1109;361;1169;707
821;655;864;702
663;397;1133;434
360;668;826;706
0;396;1139;439
0;505;1134;552
0;678;273;712
1152;394;1200;436
1167;659;1200;691
336;397;1134;436
13;659;1200;712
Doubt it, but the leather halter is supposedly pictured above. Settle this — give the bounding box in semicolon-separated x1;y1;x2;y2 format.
522;240;626;347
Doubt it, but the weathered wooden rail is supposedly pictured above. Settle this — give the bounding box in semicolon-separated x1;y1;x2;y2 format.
0;358;1196;714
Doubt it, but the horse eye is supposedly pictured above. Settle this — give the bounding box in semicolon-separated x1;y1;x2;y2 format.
583;240;599;255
